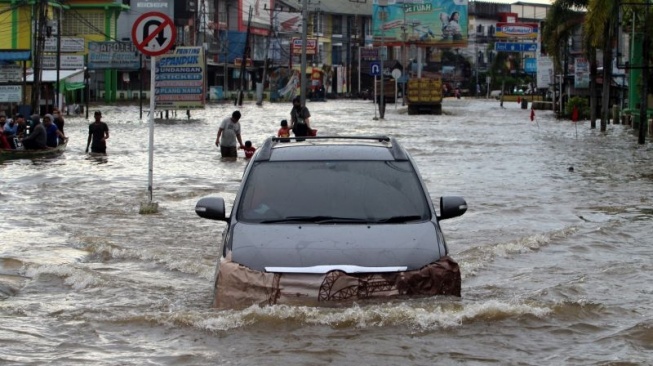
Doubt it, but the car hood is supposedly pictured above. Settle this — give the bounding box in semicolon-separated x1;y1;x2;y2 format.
230;222;444;273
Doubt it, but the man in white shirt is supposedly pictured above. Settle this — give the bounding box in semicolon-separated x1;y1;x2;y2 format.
216;110;245;158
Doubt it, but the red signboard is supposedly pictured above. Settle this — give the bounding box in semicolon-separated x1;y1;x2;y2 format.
291;37;318;55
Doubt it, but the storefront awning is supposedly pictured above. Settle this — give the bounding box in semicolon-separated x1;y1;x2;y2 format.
0;50;31;62
26;69;85;83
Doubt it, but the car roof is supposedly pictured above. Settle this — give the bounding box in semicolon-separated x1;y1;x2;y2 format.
254;136;410;162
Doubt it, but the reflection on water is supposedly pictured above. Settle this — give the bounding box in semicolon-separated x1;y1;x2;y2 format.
0;99;652;365
86;153;109;165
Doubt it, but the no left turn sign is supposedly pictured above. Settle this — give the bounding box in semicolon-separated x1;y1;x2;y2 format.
131;12;176;56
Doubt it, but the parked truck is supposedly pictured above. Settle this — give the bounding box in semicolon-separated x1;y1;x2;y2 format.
406;77;443;115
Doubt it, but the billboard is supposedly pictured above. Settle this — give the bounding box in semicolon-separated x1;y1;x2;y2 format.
87;42;141;70
242;0;272;28
291;37;318;55
536;56;553;88
495;23;539;39
574;57;589;88
372;0;469;47
155;46;206;110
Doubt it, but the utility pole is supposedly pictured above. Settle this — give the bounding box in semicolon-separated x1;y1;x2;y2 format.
55;3;62;110
236;6;252;106
300;0;308;106
257;4;275;106
378;1;387;119
638;2;649;144
31;0;47;114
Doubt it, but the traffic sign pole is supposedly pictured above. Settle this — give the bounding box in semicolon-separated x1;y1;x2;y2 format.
133;11;176;214
147;56;156;209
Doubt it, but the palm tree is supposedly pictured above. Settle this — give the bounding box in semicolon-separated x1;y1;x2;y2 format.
585;0;620;131
620;1;653;144
543;0;593;124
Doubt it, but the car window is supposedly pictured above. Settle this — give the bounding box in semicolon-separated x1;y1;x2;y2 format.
237;161;431;223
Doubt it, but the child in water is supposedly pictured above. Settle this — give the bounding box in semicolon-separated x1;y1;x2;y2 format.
278;119;291;142
243;140;256;159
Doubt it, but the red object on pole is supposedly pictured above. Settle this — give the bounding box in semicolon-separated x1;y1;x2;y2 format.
530;109;535;121
572;105;579;122
517;96;521;104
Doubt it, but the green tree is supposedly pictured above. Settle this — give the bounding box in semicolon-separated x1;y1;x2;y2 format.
543;0;595;124
585;0;619;131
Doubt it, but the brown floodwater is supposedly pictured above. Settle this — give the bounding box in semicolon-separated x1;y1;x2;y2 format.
1;98;652;365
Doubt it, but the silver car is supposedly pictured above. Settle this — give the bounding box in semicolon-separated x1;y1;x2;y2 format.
196;136;467;309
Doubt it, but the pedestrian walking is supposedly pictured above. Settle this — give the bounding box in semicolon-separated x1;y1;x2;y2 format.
290;96;312;140
216;110;245;158
85;111;110;154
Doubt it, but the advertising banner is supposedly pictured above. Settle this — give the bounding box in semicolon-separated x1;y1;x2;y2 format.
574;57;589;88
495;23;539;39
155;46;206;110
0;65;22;83
42;55;85;70
88;42;141;70
0;85;22;103
524;58;537;73
291;38;318;55
536;56;554;88
44;37;85;53
372;0;469;47
242;0;272;29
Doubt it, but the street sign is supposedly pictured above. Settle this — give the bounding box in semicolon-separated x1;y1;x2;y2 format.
88;42;141;70
0;85;22;103
0;65;21;83
371;61;381;76
524;58;537;73
131;11;176;56
42;55;85;70
494;42;537;52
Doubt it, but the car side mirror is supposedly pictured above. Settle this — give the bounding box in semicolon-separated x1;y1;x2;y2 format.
438;196;467;220
195;197;227;221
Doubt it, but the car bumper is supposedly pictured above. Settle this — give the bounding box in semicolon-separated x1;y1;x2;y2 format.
212;254;461;309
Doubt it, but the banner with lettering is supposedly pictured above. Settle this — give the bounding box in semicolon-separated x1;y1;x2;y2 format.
155;47;206;110
372;0;469;48
88;42;141;70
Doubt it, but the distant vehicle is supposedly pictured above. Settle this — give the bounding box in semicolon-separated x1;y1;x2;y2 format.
406;77;443;114
490;90;502;99
195;136;467;309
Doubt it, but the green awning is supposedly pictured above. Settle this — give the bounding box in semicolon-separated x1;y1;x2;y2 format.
63;81;85;91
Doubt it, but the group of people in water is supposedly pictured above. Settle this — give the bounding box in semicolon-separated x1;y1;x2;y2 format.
0;109;67;150
0;108;110;155
215;96;314;158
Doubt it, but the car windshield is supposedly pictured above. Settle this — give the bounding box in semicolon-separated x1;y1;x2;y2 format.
237;160;431;223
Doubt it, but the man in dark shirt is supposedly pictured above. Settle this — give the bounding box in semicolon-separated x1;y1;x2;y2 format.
21;115;47;150
289;96;312;141
52;109;65;135
85;111;110;154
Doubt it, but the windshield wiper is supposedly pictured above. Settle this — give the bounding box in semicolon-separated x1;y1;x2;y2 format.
373;215;424;223
260;216;371;224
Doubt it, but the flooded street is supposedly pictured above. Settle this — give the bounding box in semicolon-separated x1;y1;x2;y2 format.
1;98;652;365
